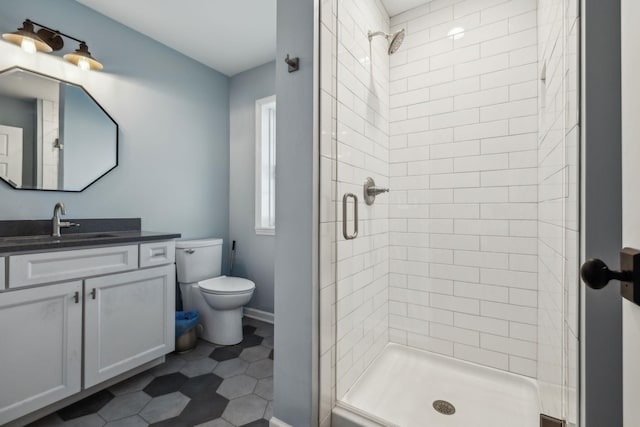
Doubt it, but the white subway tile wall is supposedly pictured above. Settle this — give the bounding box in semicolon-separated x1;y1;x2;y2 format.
319;0;392;419
333;0;391;401
388;0;540;377
537;0;580;422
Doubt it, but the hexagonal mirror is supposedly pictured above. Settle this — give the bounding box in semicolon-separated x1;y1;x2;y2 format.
0;67;118;191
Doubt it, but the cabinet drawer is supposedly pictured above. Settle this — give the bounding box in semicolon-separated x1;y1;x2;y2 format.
139;240;175;268
9;245;139;288
0;257;4;289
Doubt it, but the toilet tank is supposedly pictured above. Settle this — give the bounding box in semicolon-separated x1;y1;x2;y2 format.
175;238;223;283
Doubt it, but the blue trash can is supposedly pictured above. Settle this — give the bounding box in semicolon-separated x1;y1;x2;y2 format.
175;311;199;353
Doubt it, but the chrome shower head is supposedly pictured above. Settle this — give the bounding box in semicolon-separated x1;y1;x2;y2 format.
367;28;406;55
388;29;405;54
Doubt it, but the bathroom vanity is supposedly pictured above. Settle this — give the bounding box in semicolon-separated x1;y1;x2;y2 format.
0;219;180;426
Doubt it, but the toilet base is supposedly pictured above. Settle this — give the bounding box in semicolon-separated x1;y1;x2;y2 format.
179;282;253;346
199;306;244;345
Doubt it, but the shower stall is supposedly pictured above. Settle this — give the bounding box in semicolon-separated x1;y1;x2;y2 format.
318;0;580;426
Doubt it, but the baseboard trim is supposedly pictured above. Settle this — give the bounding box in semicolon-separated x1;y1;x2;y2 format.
244;307;274;324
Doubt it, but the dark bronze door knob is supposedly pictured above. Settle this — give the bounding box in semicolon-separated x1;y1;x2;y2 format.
580;258;633;290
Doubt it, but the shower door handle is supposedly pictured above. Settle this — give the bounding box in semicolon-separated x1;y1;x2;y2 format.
342;193;358;240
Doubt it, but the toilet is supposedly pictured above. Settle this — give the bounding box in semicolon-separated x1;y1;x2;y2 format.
175;238;255;345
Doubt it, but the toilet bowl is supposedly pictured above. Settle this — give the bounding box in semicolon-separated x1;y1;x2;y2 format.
176;239;256;345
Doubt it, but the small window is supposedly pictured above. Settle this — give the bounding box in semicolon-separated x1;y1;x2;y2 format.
255;95;276;235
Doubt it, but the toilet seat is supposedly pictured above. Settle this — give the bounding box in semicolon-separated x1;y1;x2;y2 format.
199;275;255;295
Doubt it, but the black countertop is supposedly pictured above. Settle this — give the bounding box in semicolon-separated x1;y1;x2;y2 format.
0;218;180;254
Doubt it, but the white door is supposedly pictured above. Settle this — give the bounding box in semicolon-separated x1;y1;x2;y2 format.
0;281;83;425
621;0;640;424
0;124;23;187
84;265;175;388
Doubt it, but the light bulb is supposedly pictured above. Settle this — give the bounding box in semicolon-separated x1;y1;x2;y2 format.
21;38;36;54
77;57;90;71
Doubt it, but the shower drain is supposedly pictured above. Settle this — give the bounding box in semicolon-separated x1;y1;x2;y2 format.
433;400;456;415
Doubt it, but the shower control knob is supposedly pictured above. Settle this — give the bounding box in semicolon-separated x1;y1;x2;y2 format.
580;258;632;290
363;177;389;206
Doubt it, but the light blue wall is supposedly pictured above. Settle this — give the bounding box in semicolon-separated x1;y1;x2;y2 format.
0;0;231;261
273;0;319;425
229;61;276;314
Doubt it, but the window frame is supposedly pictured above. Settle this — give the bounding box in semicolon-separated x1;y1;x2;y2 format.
254;95;276;236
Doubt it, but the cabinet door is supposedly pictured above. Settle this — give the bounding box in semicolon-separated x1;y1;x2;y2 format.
84;265;175;388
0;281;82;425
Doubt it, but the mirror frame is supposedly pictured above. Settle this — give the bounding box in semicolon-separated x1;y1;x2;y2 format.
0;66;119;192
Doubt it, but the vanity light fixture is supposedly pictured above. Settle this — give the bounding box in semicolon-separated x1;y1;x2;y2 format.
63;42;103;71
2;19;103;71
2;20;52;53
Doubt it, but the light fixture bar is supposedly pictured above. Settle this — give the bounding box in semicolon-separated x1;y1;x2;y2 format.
26;18;85;46
2;18;104;71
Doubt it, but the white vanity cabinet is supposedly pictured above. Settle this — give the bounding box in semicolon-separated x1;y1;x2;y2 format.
0;281;83;424
0;241;176;426
84;264;175;387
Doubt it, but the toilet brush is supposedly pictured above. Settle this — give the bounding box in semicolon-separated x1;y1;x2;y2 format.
228;240;236;275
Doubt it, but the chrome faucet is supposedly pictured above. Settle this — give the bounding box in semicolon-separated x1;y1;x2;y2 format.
52;202;79;237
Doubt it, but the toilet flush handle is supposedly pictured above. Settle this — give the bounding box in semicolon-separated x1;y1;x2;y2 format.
185;249;195;254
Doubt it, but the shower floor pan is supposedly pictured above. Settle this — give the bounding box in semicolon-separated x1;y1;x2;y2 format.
334;343;539;427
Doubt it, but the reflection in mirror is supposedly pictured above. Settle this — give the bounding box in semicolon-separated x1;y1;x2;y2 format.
0;67;118;191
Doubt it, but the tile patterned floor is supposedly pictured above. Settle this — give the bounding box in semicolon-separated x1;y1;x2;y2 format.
28;318;274;427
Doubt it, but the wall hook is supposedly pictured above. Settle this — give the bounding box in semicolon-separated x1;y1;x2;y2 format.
285;54;299;72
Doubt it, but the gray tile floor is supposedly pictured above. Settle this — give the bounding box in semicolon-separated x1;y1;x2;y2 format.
28;318;274;427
